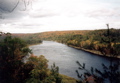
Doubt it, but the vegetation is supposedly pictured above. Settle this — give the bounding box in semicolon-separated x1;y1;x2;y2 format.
12;33;42;45
13;28;120;58
0;32;63;83
14;29;119;58
0;32;31;83
61;74;77;83
38;29;120;58
37;30;118;58
76;25;120;83
1;27;119;83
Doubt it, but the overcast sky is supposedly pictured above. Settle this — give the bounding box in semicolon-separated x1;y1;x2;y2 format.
0;0;120;33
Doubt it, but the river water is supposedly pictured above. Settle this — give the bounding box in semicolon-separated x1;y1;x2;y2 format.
29;41;111;80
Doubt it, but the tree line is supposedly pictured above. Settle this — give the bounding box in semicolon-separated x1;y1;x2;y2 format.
12;33;43;45
36;29;120;58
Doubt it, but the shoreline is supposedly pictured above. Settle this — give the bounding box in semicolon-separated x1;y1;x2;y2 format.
28;40;120;59
28;42;42;47
68;45;120;59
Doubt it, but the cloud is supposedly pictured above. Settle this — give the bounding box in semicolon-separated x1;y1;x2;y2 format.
29;9;59;18
0;0;120;33
86;8;120;18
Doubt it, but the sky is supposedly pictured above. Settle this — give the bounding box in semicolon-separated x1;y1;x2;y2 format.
0;0;120;33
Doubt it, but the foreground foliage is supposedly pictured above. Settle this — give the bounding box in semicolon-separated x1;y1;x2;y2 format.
0;32;31;83
0;32;62;83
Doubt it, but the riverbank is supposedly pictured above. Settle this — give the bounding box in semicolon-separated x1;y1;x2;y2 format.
34;41;120;59
28;42;42;47
68;45;120;59
61;74;77;83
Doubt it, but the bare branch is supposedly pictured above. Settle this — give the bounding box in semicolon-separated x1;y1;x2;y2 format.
11;0;20;12
0;0;35;19
23;0;27;10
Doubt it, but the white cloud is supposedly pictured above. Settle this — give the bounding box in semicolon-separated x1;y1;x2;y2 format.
0;0;120;33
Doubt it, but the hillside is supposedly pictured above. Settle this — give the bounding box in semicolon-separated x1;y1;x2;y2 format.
12;30;91;44
12;29;120;58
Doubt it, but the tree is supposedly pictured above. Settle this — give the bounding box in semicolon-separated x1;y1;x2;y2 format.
76;24;120;83
76;61;103;83
50;63;62;83
0;32;32;83
25;56;62;83
25;55;49;82
0;32;62;83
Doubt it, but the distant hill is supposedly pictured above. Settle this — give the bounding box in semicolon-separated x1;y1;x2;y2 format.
11;30;92;44
1;29;120;58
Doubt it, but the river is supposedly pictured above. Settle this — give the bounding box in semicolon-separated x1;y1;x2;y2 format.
29;41;111;80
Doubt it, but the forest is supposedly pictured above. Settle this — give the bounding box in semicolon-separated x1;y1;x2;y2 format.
0;27;120;83
14;28;120;58
12;33;42;45
39;28;120;58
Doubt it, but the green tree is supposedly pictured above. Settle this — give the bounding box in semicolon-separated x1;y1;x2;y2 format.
76;24;120;83
0;32;31;83
25;56;62;83
50;63;62;83
0;32;62;83
25;55;49;83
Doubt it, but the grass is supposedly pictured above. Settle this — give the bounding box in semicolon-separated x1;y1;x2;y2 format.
60;74;78;83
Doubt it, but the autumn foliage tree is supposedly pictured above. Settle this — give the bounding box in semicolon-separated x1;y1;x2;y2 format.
25;56;62;83
0;32;62;83
0;32;31;83
25;55;50;83
76;24;120;83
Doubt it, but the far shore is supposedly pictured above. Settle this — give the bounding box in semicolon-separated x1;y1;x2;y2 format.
28;40;120;59
68;45;120;59
28;42;42;47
